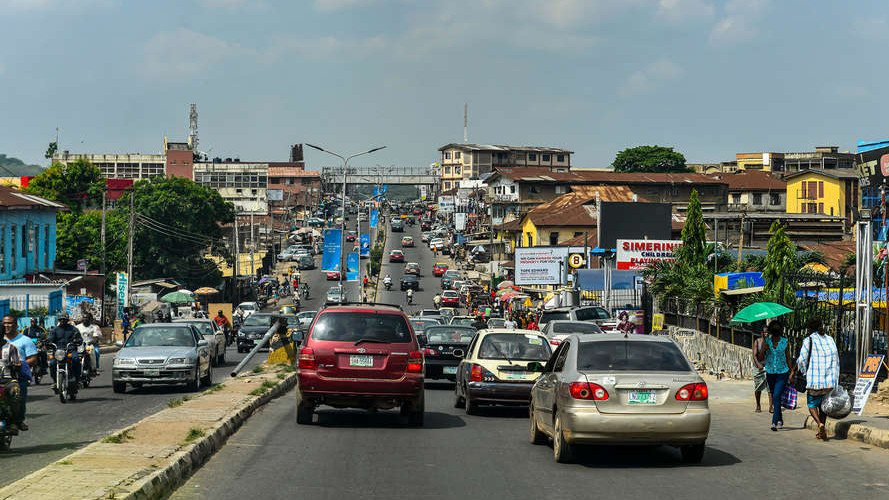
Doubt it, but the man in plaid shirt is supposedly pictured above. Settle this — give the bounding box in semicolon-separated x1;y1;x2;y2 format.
795;318;839;440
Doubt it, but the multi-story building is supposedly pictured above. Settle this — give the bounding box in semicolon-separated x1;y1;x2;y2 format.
735;146;856;172
437;143;573;192
164;140;194;180
53;151;166;180
784;169;859;223
709;170;787;213
194;161;269;215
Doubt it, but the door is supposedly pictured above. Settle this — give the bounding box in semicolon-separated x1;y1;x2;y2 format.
535;342;569;430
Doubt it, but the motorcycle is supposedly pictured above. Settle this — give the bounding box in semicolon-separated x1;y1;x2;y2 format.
302;285;310;300
31;339;49;385
48;342;80;403
79;344;95;388
384;280;392;291
407;291;414;305
0;379;20;450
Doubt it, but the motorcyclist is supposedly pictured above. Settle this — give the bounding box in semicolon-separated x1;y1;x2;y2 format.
75;313;102;376
383;274;392;289
4;314;36;433
0;334;23;434
21;317;46;340
47;313;83;385
302;282;310;299
406;288;414;304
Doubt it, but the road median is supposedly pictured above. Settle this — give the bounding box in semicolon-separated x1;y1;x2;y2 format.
0;362;296;500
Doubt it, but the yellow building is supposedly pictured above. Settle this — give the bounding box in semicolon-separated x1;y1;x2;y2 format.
784;169;859;220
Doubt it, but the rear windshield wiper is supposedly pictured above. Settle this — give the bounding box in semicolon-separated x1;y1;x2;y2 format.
491;343;513;365
354;338;390;346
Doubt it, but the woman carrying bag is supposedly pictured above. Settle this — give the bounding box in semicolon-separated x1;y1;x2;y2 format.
758;320;793;431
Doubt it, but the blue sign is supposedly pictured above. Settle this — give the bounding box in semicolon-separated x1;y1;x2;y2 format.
360;233;370;256
373;186;379;197
322;229;342;271
370;209;378;228
382;184;387;193
346;252;360;281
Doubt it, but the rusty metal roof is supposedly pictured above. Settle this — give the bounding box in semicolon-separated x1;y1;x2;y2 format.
0;185;66;210
525;187;637;227
492;167;726;185
710;170;786;191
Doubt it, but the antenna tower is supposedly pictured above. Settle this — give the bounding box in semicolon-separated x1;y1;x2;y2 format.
463;103;468;143
188;103;199;151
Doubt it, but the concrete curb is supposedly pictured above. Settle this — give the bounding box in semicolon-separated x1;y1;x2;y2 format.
804;415;889;449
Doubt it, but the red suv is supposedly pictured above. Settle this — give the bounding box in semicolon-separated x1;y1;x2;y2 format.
296;304;425;425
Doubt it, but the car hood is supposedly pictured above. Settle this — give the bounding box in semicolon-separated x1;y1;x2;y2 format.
118;346;197;360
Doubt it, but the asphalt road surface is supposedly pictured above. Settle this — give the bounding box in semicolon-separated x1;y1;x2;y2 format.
1;254;332;487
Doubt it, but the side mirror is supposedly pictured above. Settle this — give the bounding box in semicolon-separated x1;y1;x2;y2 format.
526;361;545;372
115;340;123;347
198;339;209;347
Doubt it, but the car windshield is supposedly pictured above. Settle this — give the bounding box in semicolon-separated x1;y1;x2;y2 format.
443;271;459;278
443;292;458;297
180;322;213;335
312;312;412;343
540;311;571;324
402;275;418;282
551;322;603;334
578;341;691;372
478;333;551;361
243;315;275;327
425;326;476;344
125;327;195;347
487;319;506;327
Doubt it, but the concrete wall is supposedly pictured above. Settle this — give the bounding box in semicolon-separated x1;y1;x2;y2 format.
667;325;758;380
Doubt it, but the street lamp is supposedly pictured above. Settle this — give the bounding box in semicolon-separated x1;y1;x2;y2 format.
305;144;386;300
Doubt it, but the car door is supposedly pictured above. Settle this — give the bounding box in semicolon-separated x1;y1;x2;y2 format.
535;341;570;431
192;326;211;375
458;334;481;398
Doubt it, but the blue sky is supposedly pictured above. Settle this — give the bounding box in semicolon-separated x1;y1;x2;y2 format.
0;0;886;169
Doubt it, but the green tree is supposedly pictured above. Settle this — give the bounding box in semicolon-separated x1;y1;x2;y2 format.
45;141;58;160
55;211;127;271
611;145;690;173
677;189;709;267
762;221;796;302
25;159;105;211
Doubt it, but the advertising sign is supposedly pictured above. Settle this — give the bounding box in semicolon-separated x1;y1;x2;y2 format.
614;309;645;334
439;195;456;213
370;209;378;228
852;354;884;415
454;212;467;231
322;229;342;271
116;272;128;319
360;233;370;256
568;253;585;269
420;185;427;201
346;252;359;282
515;247;569;285
267;189;284;201
616;239;682;270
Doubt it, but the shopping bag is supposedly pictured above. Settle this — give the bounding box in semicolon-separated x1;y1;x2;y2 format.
781;384;798;410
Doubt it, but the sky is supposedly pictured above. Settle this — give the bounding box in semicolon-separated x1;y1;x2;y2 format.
0;0;887;170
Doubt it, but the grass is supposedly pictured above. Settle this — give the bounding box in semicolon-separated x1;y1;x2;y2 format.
203;383;226;395
252;365;265;374
102;429;134;444
249;380;279;396
55;460;73;466
276;373;286;380
277;363;295;373
184;428;206;443
167;398;183;408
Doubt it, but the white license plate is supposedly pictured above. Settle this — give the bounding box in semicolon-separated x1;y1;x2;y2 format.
349;355;374;367
628;390;657;405
504;372;526;380
443;366;458;375
144;369;160;377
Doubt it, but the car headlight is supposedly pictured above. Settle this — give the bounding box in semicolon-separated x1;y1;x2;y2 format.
167;357;191;365
114;357;136;366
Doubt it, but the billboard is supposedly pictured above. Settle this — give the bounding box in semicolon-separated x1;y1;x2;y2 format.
346;252;359;281
439;195;456;213
420;185;427;201
616;239;682;270
116;272;129;319
322;229;342;271
360;233;370;256
370;209;378;228
598;202;671;251
515;247;569;285
454;212;467;231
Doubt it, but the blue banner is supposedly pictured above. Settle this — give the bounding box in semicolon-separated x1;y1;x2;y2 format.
360;233;370;256
322;229;342;271
370;209;378;228
346;252;359;281
373;186;379;198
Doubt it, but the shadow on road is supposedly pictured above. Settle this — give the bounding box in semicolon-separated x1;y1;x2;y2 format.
1;439;93;458
424;381;456;390
316;410;466;429
468;406;529;419
561;444;741;468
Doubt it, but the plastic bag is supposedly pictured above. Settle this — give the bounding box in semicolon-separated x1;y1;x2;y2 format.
820;386;852;419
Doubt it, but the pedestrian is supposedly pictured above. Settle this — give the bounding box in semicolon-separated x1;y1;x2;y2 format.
121;307;131;342
758;320;792;431
4;315;36;432
795;318;839;440
752;325;771;413
527;313;538;331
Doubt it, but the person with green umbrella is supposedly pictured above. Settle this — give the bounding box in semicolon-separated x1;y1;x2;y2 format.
757;320;794;431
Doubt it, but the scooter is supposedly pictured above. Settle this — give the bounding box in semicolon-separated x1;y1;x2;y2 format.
48;343;80;403
302;286;310;300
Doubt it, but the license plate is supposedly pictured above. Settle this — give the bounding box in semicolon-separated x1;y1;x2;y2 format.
144;369;160;377
628;390;657;404
504;372;526;380
349;355;374;367
443;366;458;375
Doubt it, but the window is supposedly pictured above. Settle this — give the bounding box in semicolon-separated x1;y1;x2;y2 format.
819;181;824;197
819;202;824;214
529;185;540;194
542;154;551;162
555;185;568;194
577;341;690;371
526;232;534;246
731;193;741;204
312;312;413;343
23;222;29;257
549;232;559;245
10;225;15;271
454;166;461;175
557;154;565;162
808;181;818;200
553;342;570;372
444;166;451;174
573;232;583;238
455;152;461;159
478;333;551;361
801;182;807;199
752;193;762;205
510;186;516;194
44;224;49;268
444;152;451;160
770;193;780;206
551;322;603;334
0;224;4;273
529;153;537;161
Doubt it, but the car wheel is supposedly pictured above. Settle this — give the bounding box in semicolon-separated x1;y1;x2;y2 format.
186;367;200;392
681;444;706;464
464;387;478;415
529;403;546;445
553;414;574;463
201;365;213;387
219;350;226;365
454;384;465;408
295;391;314;425
407;392;425;426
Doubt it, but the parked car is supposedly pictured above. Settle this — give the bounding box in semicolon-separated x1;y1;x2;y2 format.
401;236;415;247
538;306;612;330
421;325;476;380
440;290;460;306
454;329;552;414
326;287;345;305
400;274;421;291
112;324;212;393
529;334;709;463
540;320;603;347
326;270;341;280
296;304;425;425
236;313;278;353
432;262;449;277
389;249;405;262
441;270;460;289
404;262;421;276
173;318;227;366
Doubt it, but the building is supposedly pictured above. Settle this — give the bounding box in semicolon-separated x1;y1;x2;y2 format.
54;151;166;180
784;169;859;223
0;185;66;280
267;164;321;207
735;146;856;172
164;140;194;180
518;187;636;248
438;143;573;192
709;170;786;213
193;161;269;215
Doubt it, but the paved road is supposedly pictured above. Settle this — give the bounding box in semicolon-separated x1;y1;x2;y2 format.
1;254;333;487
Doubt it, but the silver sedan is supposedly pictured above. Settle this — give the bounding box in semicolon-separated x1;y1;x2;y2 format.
529;333;710;463
112;324;212;393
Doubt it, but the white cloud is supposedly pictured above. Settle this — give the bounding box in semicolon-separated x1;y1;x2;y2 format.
710;0;770;45
265;35;387;61
314;0;380;11
201;0;248;7
657;0;715;24
140;28;255;80
617;59;683;96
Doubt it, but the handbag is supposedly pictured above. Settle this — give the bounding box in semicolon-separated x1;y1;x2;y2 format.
780;384;798;410
789;336;811;393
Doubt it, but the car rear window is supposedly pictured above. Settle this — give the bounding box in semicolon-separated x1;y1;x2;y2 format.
451;317;475;327
182;322;214;335
243;315;274;327
574;307;609;321
577;341;690;372
425;326;476;344
478;334;551;361
312;312;412;343
540;311;571;323
551;322;602;334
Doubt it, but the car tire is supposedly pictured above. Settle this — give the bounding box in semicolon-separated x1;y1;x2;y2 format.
529;404;546;445
553;414;574;463
295;391;314;425
681;444;705;464
219;350;226;365
464;387;478;415
113;381;126;394
454;384;466;408
407;392;425;426
186;367;200;392
201;365;213;387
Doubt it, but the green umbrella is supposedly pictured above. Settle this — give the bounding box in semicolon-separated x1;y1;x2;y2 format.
161;291;194;304
730;302;793;323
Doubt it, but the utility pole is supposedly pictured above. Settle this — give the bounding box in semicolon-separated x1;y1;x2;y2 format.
127;188;135;309
234;215;241;303
101;186;106;276
736;210;746;265
250;211;255;280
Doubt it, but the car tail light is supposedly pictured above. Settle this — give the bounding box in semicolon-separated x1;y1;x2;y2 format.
569;382;609;400
470;364;483;382
676;382;708;401
423;348;437;356
407;351;423;372
298;347;315;370
549;338;562;346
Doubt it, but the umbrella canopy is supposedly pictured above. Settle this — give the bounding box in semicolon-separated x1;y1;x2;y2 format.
178;289;194;295
731;302;793;323
499;292;519;302
497;281;515;289
193;287;219;295
161;291;194;304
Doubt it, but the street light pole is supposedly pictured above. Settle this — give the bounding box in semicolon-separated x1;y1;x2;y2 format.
306;144;386;301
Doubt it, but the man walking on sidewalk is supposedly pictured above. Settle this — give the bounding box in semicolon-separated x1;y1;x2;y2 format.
796;318;839;440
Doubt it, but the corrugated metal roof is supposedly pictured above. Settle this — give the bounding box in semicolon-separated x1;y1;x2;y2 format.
709;171;786;191
525;187;637;228
0;186;66;210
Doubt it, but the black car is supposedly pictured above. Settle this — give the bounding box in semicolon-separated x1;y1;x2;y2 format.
420;325;476;380
391;220;404;232
401;274;421;291
236;313;278;353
